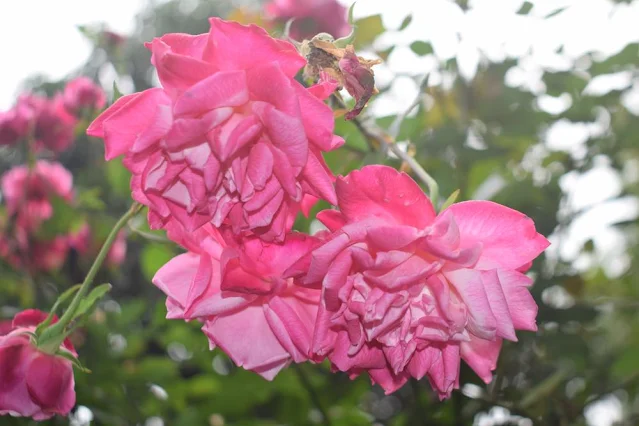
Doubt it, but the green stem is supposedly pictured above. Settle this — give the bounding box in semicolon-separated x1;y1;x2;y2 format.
292;364;332;426
44;203;142;339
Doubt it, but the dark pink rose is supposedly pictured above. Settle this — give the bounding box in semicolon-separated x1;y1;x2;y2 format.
0;108;30;146
0;310;76;420
62;77;106;116
153;225;321;379
88;18;343;242
266;0;351;41
0;321;12;336
287;165;550;397
339;46;379;120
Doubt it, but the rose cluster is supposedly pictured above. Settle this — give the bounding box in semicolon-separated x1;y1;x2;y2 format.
0;77;104;151
89;17;549;398
0;160;125;273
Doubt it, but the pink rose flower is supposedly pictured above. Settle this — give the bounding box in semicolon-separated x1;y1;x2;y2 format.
14;94;77;153
62;77;106;116
1;161;74;232
266;0;351;41
153;225;321;379
88;18;343;242
106;230;127;267
0;108;30;146
0;233;70;273
287;165;550;397
0;309;76;420
0;320;12;336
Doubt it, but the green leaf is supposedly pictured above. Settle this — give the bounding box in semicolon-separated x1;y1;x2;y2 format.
354;14;384;47
410;41;434;56
141;244;175;281
112;81;123;103
398;14;412;30
56;348;91;373
37;195;85;239
440;189;460;211
35;284;82;336
517;1;533;15
106;157;132;197
347;1;357;25
545;7;567;19
77;188;107;211
73;283;112;320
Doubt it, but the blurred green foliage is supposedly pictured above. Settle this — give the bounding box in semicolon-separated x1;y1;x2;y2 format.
2;0;639;425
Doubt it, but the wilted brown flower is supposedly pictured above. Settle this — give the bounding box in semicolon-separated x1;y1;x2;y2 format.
302;36;381;120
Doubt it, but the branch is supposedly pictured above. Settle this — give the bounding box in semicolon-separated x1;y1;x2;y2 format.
331;77;440;205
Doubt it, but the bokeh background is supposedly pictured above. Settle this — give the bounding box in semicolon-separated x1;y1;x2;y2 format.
1;0;638;425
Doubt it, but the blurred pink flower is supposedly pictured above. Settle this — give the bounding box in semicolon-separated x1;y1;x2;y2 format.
287;165;549;397
62;77;106;116
15;94;77;152
101;30;126;49
69;223;127;267
0;233;69;273
0;309;76;420
0;161;74;273
1;161;74;232
106;230;127;266
0;109;30;146
88;18;343;241
266;0;351;41
153;225;321;379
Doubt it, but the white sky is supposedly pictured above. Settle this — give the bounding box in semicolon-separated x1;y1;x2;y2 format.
0;0;145;109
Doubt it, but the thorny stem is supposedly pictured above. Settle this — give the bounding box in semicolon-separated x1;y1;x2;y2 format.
292;364;332;426
42;203;142;341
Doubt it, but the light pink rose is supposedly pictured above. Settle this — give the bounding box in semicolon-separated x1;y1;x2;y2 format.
1;161;74;232
0;309;76;420
62;77;106;116
15;94;77;153
266;0;351;41
153;225;321;380
286;165;550;397
88;18;343;242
